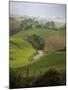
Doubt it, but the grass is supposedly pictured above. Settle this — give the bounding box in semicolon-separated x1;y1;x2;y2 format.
12;28;65;39
16;51;66;77
10;28;66;77
10;37;36;68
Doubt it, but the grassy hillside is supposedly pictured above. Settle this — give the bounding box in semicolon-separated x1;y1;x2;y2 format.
10;37;36;68
10;28;66;76
10;27;66;89
17;51;66;77
12;28;65;52
12;28;65;39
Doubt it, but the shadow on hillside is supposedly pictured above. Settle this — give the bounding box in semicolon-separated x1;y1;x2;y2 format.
9;68;66;89
10;41;21;48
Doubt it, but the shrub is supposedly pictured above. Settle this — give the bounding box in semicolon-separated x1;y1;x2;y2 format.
32;69;62;87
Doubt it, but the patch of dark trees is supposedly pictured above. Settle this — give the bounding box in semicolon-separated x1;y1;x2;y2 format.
27;34;45;50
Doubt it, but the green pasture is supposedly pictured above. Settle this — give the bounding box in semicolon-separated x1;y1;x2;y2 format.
16;51;66;77
10;28;66;77
10;37;36;68
12;28;65;39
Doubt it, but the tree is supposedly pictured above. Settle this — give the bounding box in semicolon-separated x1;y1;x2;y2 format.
27;34;45;50
21;18;35;30
50;21;55;29
44;21;55;29
35;24;42;28
44;21;50;28
9;17;21;35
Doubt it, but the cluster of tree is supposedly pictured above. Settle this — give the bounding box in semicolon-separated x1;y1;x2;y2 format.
9;17;21;35
20;18;34;30
27;34;45;50
43;21;55;29
9;17;66;35
10;68;66;89
20;18;56;29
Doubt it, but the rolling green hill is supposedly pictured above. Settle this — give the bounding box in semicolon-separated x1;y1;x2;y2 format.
12;28;65;39
16;51;66;77
10;28;66;77
11;28;65;52
10;37;36;68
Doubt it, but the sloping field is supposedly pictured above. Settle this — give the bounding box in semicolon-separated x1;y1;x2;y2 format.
17;51;66;77
12;28;65;52
10;28;66;77
10;37;36;68
12;28;65;39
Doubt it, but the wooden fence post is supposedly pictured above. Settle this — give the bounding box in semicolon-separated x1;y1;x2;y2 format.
27;68;29;77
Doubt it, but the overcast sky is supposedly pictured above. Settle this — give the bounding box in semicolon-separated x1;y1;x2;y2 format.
9;1;66;18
